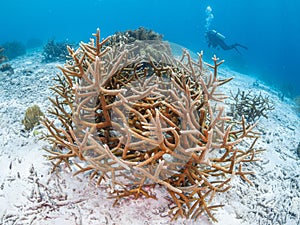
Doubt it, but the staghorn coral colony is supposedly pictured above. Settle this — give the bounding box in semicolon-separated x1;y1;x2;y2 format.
229;89;275;123
42;28;261;221
43;39;73;62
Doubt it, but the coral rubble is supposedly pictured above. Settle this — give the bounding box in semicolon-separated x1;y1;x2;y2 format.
42;28;261;221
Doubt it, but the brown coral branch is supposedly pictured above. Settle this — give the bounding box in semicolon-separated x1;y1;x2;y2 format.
42;28;261;222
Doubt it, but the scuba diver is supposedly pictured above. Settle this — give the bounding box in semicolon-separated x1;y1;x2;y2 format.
205;30;248;54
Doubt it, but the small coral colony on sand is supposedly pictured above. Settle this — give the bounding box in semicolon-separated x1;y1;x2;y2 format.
41;27;262;222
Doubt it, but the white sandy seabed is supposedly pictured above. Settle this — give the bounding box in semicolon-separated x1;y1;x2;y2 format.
0;49;299;225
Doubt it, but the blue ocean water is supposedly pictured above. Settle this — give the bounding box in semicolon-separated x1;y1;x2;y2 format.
1;0;299;96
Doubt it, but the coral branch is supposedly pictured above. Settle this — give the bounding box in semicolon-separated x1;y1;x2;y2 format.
42;28;261;222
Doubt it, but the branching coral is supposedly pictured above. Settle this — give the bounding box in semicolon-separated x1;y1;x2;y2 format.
229;89;275;123
43;40;73;62
108;27;164;44
42;28;261;222
106;27;172;58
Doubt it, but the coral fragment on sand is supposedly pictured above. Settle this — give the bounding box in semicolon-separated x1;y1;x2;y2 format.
42;28;261;222
22;105;44;130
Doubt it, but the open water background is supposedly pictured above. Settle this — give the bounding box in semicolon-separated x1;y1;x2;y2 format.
0;0;299;96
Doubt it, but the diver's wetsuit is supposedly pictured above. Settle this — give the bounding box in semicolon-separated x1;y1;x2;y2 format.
206;30;248;54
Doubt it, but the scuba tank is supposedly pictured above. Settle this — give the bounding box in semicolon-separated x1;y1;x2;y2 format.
210;30;226;40
216;32;225;40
